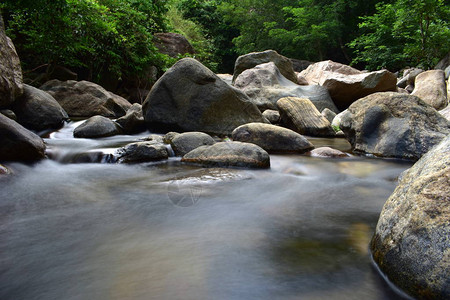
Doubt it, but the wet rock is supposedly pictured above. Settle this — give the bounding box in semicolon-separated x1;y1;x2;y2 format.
0;113;46;161
262;109;280;124
0;109;16;120
277;97;335;137
115;103;146;134
154;33;195;58
117;142;168;163
163;132;180;144
170;132;216;156
371;135;450;299
0;14;23;108
309;147;348;158
232;50;298;84
234;62;339;112
300;60;397;110
411;70;448;110
321;108;337;124
40;80;131;118
139;134;164;144
142;58;266;135
73;115;121;138
182;141;270;169
12;84;68;132
340;92;450;160
232;122;314;153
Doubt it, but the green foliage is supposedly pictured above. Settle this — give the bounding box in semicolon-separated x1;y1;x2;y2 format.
2;0;171;82
350;0;450;70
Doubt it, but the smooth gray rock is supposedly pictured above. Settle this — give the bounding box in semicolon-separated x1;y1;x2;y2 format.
262;109;280;124
309;147;348;158
73;116;121;138
411;70;448;110
321;108;337;124
232;50;298;84
182;141;270;169
163;132;180;144
277;97;335;137
232;122;313;153
117;141;168;163
234;62;339;112
170;132;216;156
0;15;23;108
115;103;146;134
0;113;46;161
41;80;131;118
371;135;450;299
1;109;16;120
142;58;266;135
12;84;68;132
340;92;450;160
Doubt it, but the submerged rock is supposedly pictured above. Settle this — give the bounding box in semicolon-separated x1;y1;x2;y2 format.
234;62;339;112
182;141;270;169
41;80;131;118
277;97;335;137
0;113;46;161
309;147;348;158
411;70;448;110
232;122;313;153
232;50;298;84
170;132;215;156
371;135;450;299
142;58;266;135
12;84;68;132
340;92;450;160
73;115;121;138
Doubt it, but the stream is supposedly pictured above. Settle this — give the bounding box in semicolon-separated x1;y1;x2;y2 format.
0;121;414;300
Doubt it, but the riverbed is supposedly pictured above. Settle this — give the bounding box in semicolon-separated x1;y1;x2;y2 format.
0;121;413;300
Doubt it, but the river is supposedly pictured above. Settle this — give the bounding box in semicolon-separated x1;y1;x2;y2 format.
0;121;413;300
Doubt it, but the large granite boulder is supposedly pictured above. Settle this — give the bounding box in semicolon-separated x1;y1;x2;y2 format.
182;141;270;169
231;123;314;153
170;132;216;156
300;60;397;110
411;70;448;110
0;14;23;108
232;50;298;84
0;113;46;161
371;135;450;299
154;33;195;58
277;97;335;137
40;80;132;118
234;62;339;112
142;58;266;135
12;84;68;132
340;92;450;160
73;115;121;138
115;103;146;134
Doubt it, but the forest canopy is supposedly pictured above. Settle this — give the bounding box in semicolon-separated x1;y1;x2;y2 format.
1;0;449;82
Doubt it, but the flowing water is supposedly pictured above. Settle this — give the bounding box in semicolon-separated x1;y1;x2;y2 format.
0;122;414;300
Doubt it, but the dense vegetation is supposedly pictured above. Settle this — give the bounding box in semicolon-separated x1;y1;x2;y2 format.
1;0;449;85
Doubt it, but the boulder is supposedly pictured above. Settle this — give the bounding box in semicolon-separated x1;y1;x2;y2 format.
139;134;165;144
371;135;450;299
234;62;339;112
232;50;298;84
142;58;266;135
231;123;314;153
12;84;68;132
0;113;46;161
0;14;23;108
217;74;233;85
262;109;280;124
115;103;146;134
277;97;336;137
299;60;397;110
170;132;216;156
154;33;195;58
397;68;424;88
73;115;121;138
340;92;450;160
1;109;16;120
309;147;348;158
117;141;168;163
439;105;450;121
411;70;447;110
40;80;132;118
290;58;312;72
321;108;337;124
182;141;270;169
163;132;180;144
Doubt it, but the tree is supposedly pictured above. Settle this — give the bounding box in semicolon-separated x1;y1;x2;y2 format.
349;0;450;70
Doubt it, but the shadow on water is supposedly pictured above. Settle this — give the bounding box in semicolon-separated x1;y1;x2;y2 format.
0;122;414;300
